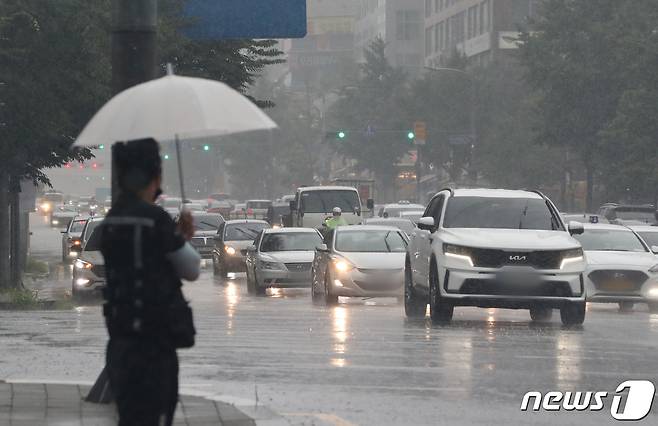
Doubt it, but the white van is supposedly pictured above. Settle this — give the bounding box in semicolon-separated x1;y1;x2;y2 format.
290;186;364;229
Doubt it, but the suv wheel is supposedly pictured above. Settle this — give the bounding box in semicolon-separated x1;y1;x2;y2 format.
560;302;586;326
324;270;338;306
530;305;553;322
429;261;453;324
404;258;426;318
618;302;634;312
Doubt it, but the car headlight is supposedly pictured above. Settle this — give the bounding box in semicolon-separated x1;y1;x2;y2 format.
333;258;354;272
649;264;658;273
41;203;51;211
52;220;59;225
260;260;283;270
72;240;81;246
443;243;474;267
74;259;92;270
560;248;584;269
225;246;236;256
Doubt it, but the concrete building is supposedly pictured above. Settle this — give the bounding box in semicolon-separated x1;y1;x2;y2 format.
355;0;425;76
424;0;537;67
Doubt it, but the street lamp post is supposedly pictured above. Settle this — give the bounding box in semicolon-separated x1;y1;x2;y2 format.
424;66;477;184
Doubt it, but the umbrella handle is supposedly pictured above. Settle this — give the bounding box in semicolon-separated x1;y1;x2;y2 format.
175;134;186;207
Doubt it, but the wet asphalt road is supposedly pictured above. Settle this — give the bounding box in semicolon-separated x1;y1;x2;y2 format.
4;214;658;425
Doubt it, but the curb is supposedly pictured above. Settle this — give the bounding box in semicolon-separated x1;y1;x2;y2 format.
4;379;289;426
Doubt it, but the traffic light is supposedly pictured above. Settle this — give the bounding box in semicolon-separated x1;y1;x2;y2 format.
99;144;105;150
203;144;210;152
407;131;415;141
337;131;346;140
163;154;170;160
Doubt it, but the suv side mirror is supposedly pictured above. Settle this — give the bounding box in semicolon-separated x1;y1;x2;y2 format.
366;199;374;210
316;244;329;252
568;221;584;236
651;245;658;254
417;216;436;232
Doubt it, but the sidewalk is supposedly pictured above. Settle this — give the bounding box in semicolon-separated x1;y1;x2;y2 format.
0;381;283;426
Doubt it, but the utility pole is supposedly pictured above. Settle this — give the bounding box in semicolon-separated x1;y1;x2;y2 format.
111;0;158;202
86;0;158;404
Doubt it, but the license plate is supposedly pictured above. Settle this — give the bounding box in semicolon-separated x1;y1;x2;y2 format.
496;272;540;286
601;280;635;292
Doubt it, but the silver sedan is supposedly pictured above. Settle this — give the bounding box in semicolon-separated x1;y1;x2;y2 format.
311;225;408;304
245;228;323;295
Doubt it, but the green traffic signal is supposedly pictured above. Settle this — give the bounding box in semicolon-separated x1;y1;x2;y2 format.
203;144;210;151
407;131;415;140
337;131;346;139
99;144;105;150
164;154;170;160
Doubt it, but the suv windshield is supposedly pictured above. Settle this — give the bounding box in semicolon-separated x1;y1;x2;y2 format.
224;223;269;241
260;233;321;252
84;227;102;251
301;190;360;214
335;230;407;253
637;231;658;248
443;197;560;230
574;229;647;252
83;220;103;243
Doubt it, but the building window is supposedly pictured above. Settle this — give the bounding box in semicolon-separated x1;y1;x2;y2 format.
480;0;490;34
425;27;433;56
467;6;477;39
450;11;465;45
396;10;421;41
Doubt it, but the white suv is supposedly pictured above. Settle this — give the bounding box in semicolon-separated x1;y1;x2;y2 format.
405;189;587;326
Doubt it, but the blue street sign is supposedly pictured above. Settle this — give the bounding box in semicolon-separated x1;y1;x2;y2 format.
185;0;307;40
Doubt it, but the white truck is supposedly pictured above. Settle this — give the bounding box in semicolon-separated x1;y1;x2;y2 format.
289;186;371;229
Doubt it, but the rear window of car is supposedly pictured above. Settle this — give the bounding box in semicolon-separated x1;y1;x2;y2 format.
573;229;648;252
260;232;321;252
69;220;87;233
335;230;407;253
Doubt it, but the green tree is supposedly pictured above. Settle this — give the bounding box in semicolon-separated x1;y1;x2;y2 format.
327;37;411;199
518;0;628;210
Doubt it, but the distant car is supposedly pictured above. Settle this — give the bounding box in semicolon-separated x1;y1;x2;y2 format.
311;225;408;304
245;228;323;295
39;192;64;216
378;202;425;218
361;217;416;236
398;210;424;223
598;204;656;225
266;202;291;227
630;226;658;255
573;224;658;312
207;199;233;217
230;203;247;220
102;198;112;215
245;200;272;220
50;205;78;228
561;213;605;224
187;212;224;259
61;216;89;262
72;225;105;299
212;220;270;277
182;202;204;212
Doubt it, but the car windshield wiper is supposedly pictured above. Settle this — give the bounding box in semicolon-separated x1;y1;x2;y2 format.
384;232;392;252
518;203;529;229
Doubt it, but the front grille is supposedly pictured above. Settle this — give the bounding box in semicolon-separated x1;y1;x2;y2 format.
92;265;106;278
191;237;210;247
589;270;648;291
285;262;312;272
459;279;573;297
354;280;403;291
471;248;563;269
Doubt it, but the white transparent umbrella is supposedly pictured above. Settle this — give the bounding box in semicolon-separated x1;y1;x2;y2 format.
74;65;278;200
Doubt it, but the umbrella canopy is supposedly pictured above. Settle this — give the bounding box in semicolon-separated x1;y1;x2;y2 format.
74;69;277;147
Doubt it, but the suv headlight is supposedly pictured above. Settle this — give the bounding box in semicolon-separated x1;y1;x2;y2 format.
443;244;474;267
332;257;355;272
560;248;584;269
225;246;236;256
74;259;93;270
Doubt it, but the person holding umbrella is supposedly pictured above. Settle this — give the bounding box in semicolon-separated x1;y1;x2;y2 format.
101;138;200;425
